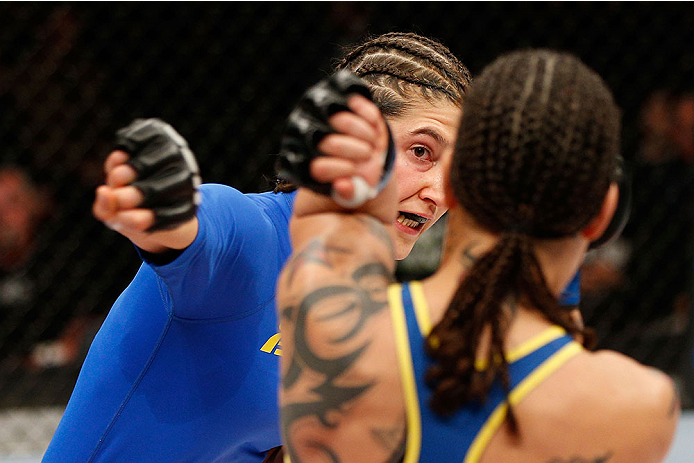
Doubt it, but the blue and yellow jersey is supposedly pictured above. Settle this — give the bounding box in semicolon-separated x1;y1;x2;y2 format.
388;281;583;463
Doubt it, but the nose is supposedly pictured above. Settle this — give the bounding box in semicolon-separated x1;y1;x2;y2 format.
418;165;448;212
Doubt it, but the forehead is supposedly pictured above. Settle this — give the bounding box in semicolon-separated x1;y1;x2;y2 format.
386;97;461;143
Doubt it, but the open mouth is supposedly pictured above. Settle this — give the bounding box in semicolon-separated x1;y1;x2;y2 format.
396;212;429;231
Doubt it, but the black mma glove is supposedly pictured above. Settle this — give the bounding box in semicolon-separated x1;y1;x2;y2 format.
114;118;202;232
277;70;396;208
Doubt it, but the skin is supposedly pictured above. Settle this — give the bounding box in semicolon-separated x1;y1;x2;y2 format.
281;188;679;463
278;98;679;462
93;94;461;261
386;98;460;259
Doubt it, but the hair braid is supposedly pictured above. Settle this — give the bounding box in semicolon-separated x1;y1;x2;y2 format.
274;32;470;192
335;32;471;116
426;50;620;430
426;233;522;407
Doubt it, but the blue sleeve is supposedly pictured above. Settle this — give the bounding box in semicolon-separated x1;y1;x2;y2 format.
43;264;171;462
147;184;287;320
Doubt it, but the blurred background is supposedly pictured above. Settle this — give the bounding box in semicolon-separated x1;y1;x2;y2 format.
1;2;693;460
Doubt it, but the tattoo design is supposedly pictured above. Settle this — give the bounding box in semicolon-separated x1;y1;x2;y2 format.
281;256;393;460
546;452;613;463
461;240;480;270
370;421;406;463
284;239;351;285
305;441;340;463
668;381;681;417
461;241;519;316
356;216;394;258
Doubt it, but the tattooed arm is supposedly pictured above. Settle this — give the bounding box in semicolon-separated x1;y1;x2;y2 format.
277;211;405;463
276;72;405;462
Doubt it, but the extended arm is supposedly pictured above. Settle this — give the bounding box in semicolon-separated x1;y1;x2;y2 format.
277;73;405;462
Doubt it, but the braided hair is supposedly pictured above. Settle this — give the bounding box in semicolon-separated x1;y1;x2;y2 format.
424;50;621;432
336;32;471;117
274;32;471;192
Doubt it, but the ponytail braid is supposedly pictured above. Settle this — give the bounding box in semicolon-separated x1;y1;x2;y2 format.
426;50;620;430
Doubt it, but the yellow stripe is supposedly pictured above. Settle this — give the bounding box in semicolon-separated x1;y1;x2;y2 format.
409;281;432;336
506;326;566;362
387;284;422;463
474;326;567;370
464;342;582;463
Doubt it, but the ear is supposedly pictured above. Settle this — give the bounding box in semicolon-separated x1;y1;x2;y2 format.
581;183;619;242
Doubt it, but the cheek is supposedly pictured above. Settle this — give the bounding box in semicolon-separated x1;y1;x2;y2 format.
394;157;416;203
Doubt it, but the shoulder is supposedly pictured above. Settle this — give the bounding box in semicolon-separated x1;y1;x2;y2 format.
565;350;679;462
195;184;285;228
199;184;294;217
198;183;244;203
586;351;676;407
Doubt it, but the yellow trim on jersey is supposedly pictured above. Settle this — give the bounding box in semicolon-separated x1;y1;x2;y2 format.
474;326;567;371
387;284;422;463
506;326;567;362
464;341;583;463
409;281;433;337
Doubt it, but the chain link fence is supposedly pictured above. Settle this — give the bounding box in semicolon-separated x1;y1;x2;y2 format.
1;2;693;457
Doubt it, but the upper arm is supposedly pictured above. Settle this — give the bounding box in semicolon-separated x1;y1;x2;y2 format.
277;213;405;463
590;352;680;463
152;184;283;319
625;366;680;462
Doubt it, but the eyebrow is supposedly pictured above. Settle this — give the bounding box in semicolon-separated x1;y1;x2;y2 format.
410;127;449;147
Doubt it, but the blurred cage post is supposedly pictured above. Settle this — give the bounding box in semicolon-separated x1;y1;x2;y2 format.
1;2;694;460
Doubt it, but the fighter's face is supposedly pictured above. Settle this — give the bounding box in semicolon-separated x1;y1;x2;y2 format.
386;97;461;260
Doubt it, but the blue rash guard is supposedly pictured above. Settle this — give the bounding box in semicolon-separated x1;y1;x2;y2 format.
44;184;296;463
44;184;580;462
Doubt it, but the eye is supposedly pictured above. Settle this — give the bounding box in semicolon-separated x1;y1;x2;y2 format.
411;145;432;161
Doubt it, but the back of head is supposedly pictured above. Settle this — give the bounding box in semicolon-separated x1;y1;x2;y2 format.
452;49;620;237
426;50;621;428
336;32;471;117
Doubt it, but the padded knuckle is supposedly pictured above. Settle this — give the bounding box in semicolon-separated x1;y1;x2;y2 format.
113;118;201;232
278;70;375;195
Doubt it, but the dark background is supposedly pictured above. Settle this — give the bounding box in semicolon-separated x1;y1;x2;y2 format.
1;0;693;432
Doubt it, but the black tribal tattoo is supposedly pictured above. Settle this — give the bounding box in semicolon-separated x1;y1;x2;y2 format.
356;216;394;257
284;239;351;285
461;240;480;270
370;420;407;463
668;380;681;417
281;258;393;454
546;452;613;463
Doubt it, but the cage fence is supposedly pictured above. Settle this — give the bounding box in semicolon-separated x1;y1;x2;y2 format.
1;2;694;457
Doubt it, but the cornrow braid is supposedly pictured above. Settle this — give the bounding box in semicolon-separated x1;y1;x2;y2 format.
335;32;471;116
426;50;620;431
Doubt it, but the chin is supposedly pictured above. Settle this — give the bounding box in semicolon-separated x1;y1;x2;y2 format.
394;241;416;261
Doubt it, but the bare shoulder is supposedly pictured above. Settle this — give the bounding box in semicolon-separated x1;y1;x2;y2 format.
587;350;676;407
566;350;680;462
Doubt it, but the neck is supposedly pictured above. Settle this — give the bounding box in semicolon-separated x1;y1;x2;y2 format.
423;208;495;317
425;207;587;313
